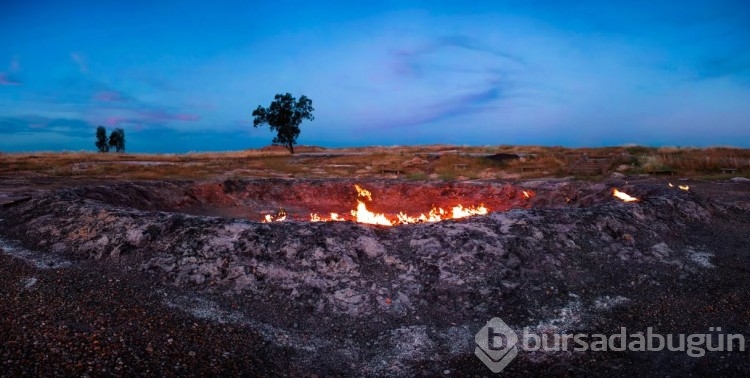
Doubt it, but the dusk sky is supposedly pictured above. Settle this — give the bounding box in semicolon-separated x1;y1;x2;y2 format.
1;0;749;152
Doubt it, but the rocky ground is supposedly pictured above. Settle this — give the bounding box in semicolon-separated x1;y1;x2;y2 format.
1;176;750;376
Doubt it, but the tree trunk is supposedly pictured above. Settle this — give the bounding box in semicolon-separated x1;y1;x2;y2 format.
287;143;294;154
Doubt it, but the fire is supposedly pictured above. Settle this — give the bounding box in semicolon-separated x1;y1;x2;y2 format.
396;207;444;224
262;209;287;222
267;185;498;225
392;204;485;224
522;190;531;198
451;204;489;218
310;212;344;222
391;204;488;225
351;201;392;226
354;184;372;201
612;188;638;202
669;183;689;191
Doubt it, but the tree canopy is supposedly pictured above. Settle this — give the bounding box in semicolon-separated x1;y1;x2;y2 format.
95;125;109;152
108;128;126;153
252;93;314;154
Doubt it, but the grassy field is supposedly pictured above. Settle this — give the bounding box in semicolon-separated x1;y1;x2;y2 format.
1;145;749;181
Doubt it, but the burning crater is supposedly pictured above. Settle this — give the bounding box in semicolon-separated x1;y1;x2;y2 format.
118;179;653;225
2;177;742;375
37;178;654;227
189;180;536;225
0;178;679;278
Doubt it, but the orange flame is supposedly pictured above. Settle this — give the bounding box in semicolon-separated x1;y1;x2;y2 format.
522;190;531;198
354;184;372;201
310;212;345;222
669;183;689;191
351;200;392;226
395;206;442;225
262;210;287;222
612;188;638;202
451;204;489;218
268;185;494;225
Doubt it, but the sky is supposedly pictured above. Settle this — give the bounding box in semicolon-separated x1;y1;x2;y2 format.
1;0;749;152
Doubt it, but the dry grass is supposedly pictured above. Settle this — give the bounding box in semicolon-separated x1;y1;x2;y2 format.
635;147;750;174
1;145;748;180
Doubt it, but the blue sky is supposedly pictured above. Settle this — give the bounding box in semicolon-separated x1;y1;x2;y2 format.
1;0;749;152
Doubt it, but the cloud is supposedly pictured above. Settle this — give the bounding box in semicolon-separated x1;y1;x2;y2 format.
37;76;137;106
433;35;526;65
0;115;258;153
427;85;502;118
0;116;30;133
0;113;197;143
93;90;131;102
359;84;505;131
27;73;201;129
0;73;22;86
0;115;92;137
391;34;525;78
103;116;125;126
173;113;201;121
70;52;88;73
696;51;750;83
341;33;521;131
136;110;202;123
99;109;201;128
0;56;22;85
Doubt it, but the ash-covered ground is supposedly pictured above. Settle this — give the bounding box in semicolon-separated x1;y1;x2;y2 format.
1;177;750;376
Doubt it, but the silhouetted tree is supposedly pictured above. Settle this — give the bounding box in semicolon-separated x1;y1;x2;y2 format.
95;126;109;152
108;128;126;153
252;93;314;154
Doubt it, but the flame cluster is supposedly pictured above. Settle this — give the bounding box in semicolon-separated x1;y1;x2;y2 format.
324;184;489;226
612;183;689;204
265;184;496;226
262;209;287;223
668;183;689;191
612;188;638;202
